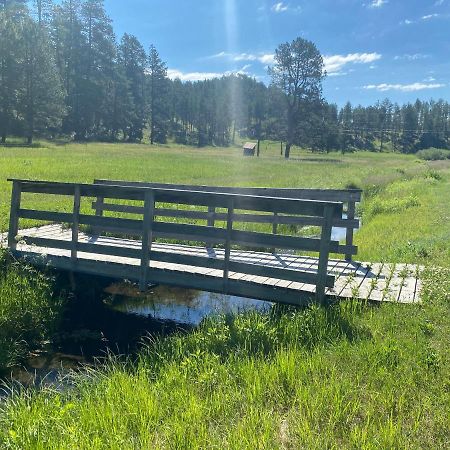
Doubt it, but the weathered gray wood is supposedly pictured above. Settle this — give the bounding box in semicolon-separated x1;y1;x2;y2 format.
18;209;73;223
206;205;216;247
316;204;334;303
8;181;22;250
345;200;356;261
92;202;360;229
22;236;142;259
71;185;81;263
140;190;155;291
93;195;105;235
8;179;345;304
273;212;278;235
12;179;343;218
223;198;234;289
94;179;362;202
207;206;216;227
4;225;422;305
152;221;227;243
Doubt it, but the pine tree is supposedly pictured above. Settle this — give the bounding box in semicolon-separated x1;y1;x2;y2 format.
19;17;65;143
147;45;169;144
33;0;53;26
0;4;25;142
78;0;116;139
118;34;147;141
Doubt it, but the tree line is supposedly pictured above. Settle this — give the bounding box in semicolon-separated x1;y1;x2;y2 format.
1;0;449;155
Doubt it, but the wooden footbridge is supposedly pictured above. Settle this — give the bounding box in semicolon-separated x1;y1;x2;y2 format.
2;179;423;306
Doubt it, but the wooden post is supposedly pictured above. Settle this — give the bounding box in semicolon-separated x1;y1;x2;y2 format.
316;204;334;304
93;194;105;236
280;141;283;156
345;200;356;261
140;190;155;291
257;139;260;157
271;212;278;254
206;205;216;248
272;212;278;235
71;185;81;264
8;180;22;251
223;198;234;291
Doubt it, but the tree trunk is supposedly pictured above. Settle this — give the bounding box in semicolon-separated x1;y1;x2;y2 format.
1;134;6;144
284;143;291;159
27;135;33;145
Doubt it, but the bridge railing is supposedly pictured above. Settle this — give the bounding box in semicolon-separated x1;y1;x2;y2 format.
93;179;361;260
7;179;349;303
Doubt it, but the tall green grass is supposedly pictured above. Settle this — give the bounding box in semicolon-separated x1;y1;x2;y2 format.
0;268;448;448
0;251;64;372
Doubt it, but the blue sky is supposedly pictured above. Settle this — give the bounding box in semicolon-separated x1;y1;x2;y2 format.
104;0;450;106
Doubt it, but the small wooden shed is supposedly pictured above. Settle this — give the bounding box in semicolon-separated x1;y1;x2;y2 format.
243;142;257;156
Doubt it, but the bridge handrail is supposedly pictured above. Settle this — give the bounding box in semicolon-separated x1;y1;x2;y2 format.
93;179;361;259
7;179;346;303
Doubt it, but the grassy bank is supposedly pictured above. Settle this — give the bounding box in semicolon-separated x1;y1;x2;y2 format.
0;253;64;373
0;269;448;448
0;142;449;448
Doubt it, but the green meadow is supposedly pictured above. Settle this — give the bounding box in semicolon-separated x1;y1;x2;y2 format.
0;141;449;448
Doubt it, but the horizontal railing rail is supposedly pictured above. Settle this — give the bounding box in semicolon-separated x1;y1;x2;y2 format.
7;178;344;303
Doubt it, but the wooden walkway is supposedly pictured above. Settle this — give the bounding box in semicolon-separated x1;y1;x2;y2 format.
1;224;423;304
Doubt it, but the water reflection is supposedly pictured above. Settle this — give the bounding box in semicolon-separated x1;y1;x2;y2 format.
105;283;273;326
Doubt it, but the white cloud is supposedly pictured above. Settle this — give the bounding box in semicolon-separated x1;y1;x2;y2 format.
167;69;223;81
400;13;442;25
368;0;387;8
270;2;301;13
394;53;430;61
364;82;445;92
422;13;439;20
167;65;253;82
272;2;288;12
424;76;436;82
259;54;276;64
323;52;382;75
208;51;275;65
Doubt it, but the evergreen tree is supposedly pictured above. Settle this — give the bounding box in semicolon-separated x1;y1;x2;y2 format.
118;33;147;141
147;45;169;144
78;0;116;139
0;4;25;142
19;17;65;143
33;0;53;26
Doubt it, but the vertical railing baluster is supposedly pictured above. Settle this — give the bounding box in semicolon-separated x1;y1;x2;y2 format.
345;200;356;261
206;205;216;248
140;190;155;291
271;211;279;254
8;180;22;251
223;198;234;291
316;204;334;304
71;185;81;265
94;194;105;236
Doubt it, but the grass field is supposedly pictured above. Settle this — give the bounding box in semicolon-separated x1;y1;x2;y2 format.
0;141;449;448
